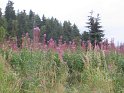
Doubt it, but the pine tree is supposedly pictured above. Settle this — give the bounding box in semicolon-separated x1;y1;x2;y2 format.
29;10;34;20
81;31;89;42
86;11;104;46
5;0;16;21
40;15;47;40
35;14;42;28
41;14;46;26
17;10;27;47
17;10;27;35
63;21;72;42
27;10;35;38
44;17;63;42
12;20;18;37
5;0;16;36
72;24;80;38
0;8;7;30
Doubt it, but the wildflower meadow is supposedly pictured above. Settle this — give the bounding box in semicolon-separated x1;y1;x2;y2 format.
0;34;124;93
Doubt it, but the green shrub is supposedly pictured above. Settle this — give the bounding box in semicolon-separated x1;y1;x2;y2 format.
63;52;84;73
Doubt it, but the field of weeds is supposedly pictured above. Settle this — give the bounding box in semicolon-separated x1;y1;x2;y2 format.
0;43;124;93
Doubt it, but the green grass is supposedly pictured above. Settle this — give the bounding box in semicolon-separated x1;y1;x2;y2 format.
0;48;124;93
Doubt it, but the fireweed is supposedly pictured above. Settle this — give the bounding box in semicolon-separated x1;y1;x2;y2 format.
0;34;124;93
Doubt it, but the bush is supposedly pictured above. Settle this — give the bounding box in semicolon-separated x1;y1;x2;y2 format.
63;52;84;73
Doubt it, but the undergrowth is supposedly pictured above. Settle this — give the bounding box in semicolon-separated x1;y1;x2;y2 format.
0;48;124;93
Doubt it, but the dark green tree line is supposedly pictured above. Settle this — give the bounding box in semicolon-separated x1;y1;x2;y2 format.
1;0;105;46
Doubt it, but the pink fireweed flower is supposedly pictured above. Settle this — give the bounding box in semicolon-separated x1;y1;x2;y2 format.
43;36;46;44
12;43;18;51
44;33;46;38
21;35;25;48
58;35;63;46
27;38;31;47
62;41;67;51
48;38;56;50
68;41;72;49
33;26;40;43
87;40;92;51
43;34;47;49
26;32;29;38
110;38;116;50
94;40;97;51
43;44;47;50
119;43;124;54
81;41;86;50
71;40;76;52
99;41;103;50
25;32;31;48
103;39;109;50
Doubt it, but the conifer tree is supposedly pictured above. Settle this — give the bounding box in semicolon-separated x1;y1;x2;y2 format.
5;0;16;36
86;11;104;46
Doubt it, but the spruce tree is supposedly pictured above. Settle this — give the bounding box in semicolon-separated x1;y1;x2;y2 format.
86;11;104;46
72;24;80;38
34;14;42;28
41;14;46;26
5;0;16;36
63;21;72;42
17;10;27;47
5;0;16;21
81;31;89;42
27;10;35;38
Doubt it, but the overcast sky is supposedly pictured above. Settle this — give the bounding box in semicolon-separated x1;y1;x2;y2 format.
1;0;124;44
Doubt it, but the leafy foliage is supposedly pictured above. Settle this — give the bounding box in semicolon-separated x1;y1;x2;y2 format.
63;52;84;73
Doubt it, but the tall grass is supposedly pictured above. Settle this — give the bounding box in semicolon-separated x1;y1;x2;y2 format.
0;54;21;93
0;47;124;93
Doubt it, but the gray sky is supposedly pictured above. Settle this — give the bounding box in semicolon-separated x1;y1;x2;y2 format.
1;0;124;44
